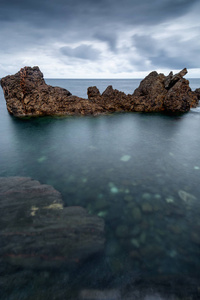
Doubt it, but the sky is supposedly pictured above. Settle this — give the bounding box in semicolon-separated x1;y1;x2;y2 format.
0;0;200;78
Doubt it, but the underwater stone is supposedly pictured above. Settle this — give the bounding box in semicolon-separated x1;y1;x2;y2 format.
168;225;182;235
97;211;108;218
154;194;161;199
81;177;88;183
141;202;153;213
0;176;105;269
110;186;119;194
194;166;200;170
120;155;131;162
131;207;142;223
115;225;129;238
178;190;197;204
97;193;104;199
124;195;133;202
165;197;174;203
37;156;47;163
139;232;146;244
131;226;141;236
191;232;200;245
94;199;109;210
131;238;140;248
169;152;175;156
142;193;152;200
168;249;177;258
106;240;121;256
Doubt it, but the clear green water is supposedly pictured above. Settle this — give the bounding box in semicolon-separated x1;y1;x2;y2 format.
0;79;200;299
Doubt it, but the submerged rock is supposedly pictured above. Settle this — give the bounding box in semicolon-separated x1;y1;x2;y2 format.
1;66;199;117
0;177;105;269
178;190;197;204
120;155;131;162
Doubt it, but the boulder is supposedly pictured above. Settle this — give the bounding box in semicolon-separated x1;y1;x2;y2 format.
1;66;199;116
0;66;102;117
133;68;198;113
0;177;105;269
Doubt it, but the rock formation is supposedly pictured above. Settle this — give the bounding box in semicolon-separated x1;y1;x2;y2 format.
0;176;105;269
132;68;198;113
1;66;199;116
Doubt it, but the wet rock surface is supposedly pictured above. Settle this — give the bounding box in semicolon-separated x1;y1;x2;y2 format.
1;66;199;116
0;176;105;269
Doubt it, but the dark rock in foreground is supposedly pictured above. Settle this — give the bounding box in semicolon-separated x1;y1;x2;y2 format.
1;66;199;116
0;177;105;269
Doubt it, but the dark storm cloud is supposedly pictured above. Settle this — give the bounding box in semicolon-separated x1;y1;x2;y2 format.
93;31;117;51
0;0;200;76
60;44;100;60
1;0;198;29
132;33;200;69
132;35;157;56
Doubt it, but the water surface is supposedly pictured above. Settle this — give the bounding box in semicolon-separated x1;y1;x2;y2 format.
0;79;200;299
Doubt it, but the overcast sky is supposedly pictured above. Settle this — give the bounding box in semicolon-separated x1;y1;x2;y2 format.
0;0;200;78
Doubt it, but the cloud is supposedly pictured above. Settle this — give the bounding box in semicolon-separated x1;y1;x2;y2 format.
60;44;101;60
0;0;198;28
132;32;200;70
0;0;200;77
93;31;117;52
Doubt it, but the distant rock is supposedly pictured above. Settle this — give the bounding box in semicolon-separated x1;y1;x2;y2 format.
1;66;199;116
0;176;105;269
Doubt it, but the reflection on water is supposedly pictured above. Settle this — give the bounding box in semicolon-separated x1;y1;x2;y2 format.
0;80;200;299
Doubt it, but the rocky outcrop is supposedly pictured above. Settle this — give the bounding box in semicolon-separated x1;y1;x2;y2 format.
132;68;198;113
1;66;199;116
0;67;104;116
0;177;105;269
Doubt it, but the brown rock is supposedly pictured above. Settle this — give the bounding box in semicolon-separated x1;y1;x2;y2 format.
1;66;198;117
133;71;166;112
195;88;200;100
133;68;198;113
87;86;101;100
0;66;103;117
164;68;187;89
0;177;105;269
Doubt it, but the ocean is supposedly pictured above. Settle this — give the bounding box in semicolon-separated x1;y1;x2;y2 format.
0;78;200;299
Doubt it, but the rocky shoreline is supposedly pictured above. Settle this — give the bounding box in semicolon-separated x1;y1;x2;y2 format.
1;66;199;117
0;176;105;269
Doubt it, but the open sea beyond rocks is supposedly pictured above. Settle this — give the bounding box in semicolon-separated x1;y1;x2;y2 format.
0;78;200;299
